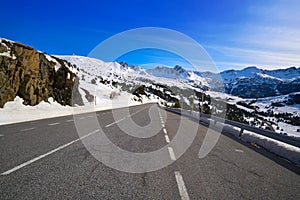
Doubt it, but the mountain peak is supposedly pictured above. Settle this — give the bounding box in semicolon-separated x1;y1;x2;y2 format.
118;61;129;68
241;66;260;71
146;65;189;79
174;65;185;71
244;66;259;70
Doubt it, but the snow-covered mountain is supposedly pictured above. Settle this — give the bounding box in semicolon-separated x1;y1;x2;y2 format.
61;55;300;135
58;55;299;104
219;66;300;84
215;66;300;98
136;64;300;98
146;65;189;79
58;55;300;100
146;65;210;89
1;36;299;136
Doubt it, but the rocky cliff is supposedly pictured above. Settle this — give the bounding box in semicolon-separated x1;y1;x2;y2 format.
0;38;83;108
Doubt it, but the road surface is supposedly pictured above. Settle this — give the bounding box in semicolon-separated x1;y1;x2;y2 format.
0;104;299;199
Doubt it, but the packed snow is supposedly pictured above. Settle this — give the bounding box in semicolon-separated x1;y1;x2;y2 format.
0;95;157;126
166;107;300;165
242;130;300;165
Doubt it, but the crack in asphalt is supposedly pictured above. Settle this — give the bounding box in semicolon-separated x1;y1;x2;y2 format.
210;153;264;178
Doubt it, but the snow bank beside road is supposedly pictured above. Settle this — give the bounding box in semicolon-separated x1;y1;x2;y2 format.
220;122;300;165
241;130;300;165
0;96;157;125
0;97;75;125
165;107;300;166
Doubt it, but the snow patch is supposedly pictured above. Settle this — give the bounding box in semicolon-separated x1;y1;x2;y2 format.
45;54;61;71
242;130;300;165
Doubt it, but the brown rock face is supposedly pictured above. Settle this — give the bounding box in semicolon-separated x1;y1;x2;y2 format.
0;39;83;107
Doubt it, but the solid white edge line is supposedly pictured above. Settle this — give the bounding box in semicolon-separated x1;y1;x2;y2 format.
129;106;150;117
168;147;176;161
1;129;99;176
175;171;190;200
48;122;60;126
165;135;170;143
105;106;150;128
105;117;126;127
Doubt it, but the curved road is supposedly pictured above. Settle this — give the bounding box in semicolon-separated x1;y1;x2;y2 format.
0;104;299;199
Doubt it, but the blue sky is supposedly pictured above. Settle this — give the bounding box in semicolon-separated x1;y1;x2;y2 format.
1;0;299;71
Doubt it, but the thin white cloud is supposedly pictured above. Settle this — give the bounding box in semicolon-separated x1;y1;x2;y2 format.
207;45;299;69
236;26;300;52
205;1;300;70
214;61;296;71
248;0;300;26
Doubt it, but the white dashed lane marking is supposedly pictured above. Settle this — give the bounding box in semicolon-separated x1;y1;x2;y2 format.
165;135;170;143
48;122;60;126
168;147;176;161
235;149;244;153
66;119;74;122
175;171;190;200
158;108;172;144
20;127;36;132
163;128;167;134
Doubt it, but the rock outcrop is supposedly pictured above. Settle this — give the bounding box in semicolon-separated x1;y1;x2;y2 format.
0;38;83;107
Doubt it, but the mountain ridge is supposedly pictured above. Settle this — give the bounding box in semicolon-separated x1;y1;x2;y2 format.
142;64;300;98
1;37;299;100
1;38;299;137
58;54;300;99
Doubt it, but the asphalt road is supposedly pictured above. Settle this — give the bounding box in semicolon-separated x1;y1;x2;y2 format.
0;104;299;199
